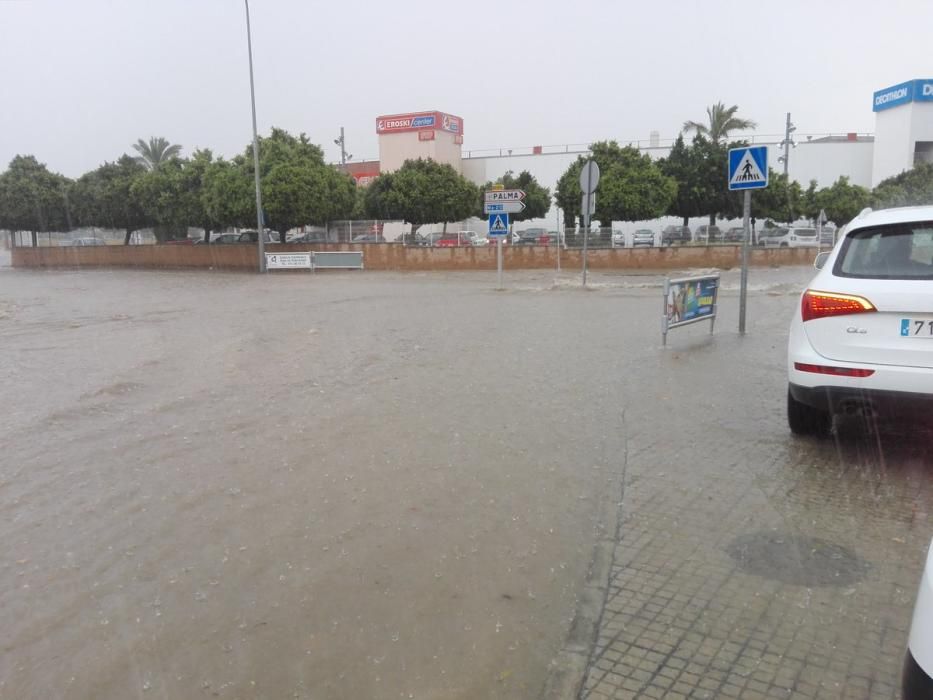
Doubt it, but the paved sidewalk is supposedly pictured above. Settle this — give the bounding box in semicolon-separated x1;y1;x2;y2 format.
579;315;933;699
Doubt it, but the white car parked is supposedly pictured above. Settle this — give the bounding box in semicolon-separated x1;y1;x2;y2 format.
904;538;933;698
762;226;819;248
786;206;933;435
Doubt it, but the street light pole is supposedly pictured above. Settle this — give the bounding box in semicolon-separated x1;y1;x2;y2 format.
782;112;792;177
244;0;265;273
336;127;347;166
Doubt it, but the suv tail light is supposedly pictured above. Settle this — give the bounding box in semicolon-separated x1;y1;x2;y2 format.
801;290;876;322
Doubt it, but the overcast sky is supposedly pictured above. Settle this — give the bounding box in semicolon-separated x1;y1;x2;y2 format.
1;0;931;178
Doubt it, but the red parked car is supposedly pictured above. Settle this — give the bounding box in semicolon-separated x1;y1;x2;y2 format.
436;232;474;247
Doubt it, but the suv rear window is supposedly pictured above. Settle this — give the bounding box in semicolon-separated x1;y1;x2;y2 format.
834;222;933;280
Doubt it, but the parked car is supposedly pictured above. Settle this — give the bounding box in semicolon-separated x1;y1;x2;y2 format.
418;232;445;246
351;233;385;243
290;232;331;244
517;228;549;245
661;225;691;246
236;230;279;244
472;235;490;247
724;226;746;243
212;233;241;244
632;229;655;247
762;226;819;248
904;538;933;699
786;206;933;436
611;231;625;248
436;231;472;247
694;224;722;242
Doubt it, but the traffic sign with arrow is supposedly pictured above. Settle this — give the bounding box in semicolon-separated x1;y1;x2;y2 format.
484;200;526;214
484;189;526;203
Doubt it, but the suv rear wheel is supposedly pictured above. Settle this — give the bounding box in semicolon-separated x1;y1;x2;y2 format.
787;387;830;436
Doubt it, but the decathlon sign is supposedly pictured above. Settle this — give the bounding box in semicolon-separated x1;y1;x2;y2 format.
872;79;933;112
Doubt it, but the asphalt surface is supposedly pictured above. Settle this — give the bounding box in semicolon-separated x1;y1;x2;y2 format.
0;260;929;699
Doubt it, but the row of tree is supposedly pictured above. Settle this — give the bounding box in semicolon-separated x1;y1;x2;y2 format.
2;106;933;245
0;130;358;245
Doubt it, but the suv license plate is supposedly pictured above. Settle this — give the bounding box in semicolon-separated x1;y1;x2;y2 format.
900;319;933;337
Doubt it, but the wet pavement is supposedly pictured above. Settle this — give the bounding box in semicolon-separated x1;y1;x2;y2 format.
0;263;930;699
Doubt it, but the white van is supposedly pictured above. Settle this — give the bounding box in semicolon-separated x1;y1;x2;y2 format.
761;226;819;248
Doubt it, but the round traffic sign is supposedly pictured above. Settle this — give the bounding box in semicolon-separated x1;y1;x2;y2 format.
579;160;600;194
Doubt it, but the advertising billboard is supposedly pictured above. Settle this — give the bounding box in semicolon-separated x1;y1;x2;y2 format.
376;111;464;135
662;275;719;344
872;79;933;112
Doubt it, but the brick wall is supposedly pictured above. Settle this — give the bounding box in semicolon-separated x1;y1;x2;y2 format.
10;243;817;271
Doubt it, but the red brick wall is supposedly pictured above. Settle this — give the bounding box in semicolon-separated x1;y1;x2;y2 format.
11;243;816;271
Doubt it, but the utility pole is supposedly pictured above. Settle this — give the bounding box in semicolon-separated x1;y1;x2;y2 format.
244;0;265;272
781;112;794;177
779;112;796;221
334;127;351;166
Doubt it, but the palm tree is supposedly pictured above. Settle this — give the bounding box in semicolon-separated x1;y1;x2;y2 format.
682;103;757;143
132;136;182;170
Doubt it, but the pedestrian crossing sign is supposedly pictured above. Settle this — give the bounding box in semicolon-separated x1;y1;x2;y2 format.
488;212;509;236
728;146;769;190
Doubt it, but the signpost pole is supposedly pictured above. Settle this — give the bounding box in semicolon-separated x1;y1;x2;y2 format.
497;237;503;290
662;278;670;346
556;207;561;273
578;161;600;288
739;190;751;335
582;199;590;287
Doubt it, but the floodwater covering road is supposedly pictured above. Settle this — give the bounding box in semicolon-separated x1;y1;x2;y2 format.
0;263;929;699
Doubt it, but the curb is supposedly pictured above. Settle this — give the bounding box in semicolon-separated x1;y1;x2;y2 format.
540;492;623;699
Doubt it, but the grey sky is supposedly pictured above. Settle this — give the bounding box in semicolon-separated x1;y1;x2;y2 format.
2;0;931;178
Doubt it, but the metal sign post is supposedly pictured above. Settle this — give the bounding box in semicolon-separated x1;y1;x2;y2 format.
556;207;561;273
579;160;600;287
728;146;769;335
739;190;751;334
488;210;510;290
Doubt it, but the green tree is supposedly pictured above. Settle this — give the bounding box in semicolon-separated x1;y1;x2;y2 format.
659;135;712;228
872;163;933;208
806;176;871;225
750;169;803;223
132;149;219;242
0;155;72;247
132;137;182;171
202;156;255;231
249;128;325;178
364;159;478;239
71;155;150;245
201;128;343;241
554;141;676;229
683;103;757;143
263;162;356;235
477;170;550;222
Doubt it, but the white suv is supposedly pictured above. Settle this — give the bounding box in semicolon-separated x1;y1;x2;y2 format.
763;226;819;248
786;206;933;435
904;538;933;699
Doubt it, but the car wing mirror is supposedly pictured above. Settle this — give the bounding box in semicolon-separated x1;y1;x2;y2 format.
814;251;830;270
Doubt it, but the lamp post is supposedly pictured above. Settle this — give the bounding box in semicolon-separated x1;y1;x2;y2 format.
244;0;265;272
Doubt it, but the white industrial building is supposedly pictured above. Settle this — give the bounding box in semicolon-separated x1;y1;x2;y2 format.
345;78;931;235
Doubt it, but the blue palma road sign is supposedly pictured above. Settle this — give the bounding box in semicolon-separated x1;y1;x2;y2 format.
728;146;769;191
488;212;509;236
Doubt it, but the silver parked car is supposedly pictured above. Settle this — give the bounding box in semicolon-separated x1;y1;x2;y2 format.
632;229;655;247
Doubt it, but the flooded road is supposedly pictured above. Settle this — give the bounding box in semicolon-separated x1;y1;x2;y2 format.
0;265;929;699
